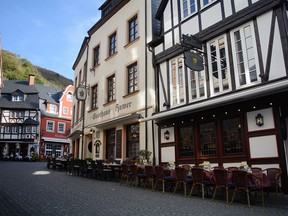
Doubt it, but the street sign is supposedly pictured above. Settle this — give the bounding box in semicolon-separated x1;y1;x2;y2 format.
184;51;204;71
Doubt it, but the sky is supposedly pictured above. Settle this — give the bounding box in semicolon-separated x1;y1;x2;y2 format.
0;0;103;80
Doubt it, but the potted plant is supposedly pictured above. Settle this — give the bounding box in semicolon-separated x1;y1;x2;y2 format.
137;149;152;165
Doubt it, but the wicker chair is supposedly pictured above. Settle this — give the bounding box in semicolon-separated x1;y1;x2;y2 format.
230;170;264;207
262;168;283;198
212;168;231;203
189;167;213;199
143;165;155;190
153;166;175;193
173;167;192;196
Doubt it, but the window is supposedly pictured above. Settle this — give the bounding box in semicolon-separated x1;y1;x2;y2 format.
10;111;24;118
179;126;194;158
223;118;243;156
47;121;55;132
50;104;57;113
25;126;31;133
199;122;216;156
91;84;98;109
106;129;116;160
109;32;117;56
208;36;230;94
128;16;138;42
5;126;11;133
67;92;72;101
171;58;185;106
12;126;18;133
202;0;215;7
189;70;206;101
182;0;197;19
12;95;24;102
126;123;140;159
127;63;138;94
107;75;116;102
63;107;68;114
231;24;258;87
93;45;100;67
58;122;65;133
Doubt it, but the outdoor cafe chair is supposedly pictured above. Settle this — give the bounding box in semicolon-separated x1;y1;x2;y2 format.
230;170;264;207
262;168;284;198
212;168;231;203
251;167;262;173
120;164;131;186
173;167;192;196
143;165;155;190
129;164;146;187
96;160;113;180
189;167;213;199
153;166;175;193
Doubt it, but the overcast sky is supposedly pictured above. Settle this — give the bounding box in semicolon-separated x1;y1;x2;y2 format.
0;0;102;80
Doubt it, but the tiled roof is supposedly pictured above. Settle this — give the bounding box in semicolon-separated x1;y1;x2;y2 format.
0;80;39;109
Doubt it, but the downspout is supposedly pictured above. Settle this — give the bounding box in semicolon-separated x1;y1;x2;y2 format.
145;0;148;152
81;37;90;159
148;44;156;166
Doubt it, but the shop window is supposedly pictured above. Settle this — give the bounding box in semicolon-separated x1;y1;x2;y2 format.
199;122;216;156
223;118;243;156
179;126;194;158
116;130;122;158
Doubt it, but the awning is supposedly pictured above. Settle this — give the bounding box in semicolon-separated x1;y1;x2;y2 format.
67;130;82;139
94;113;141;128
42;137;70;144
142;79;288;122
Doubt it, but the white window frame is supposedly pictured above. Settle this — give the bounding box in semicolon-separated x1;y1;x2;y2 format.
207;35;231;96
181;0;197;20
67;92;73;101
46;121;55;132
58;122;66;134
63;107;68;114
230;22;260;88
50;104;57;113
187;69;207;102
170;57;186;107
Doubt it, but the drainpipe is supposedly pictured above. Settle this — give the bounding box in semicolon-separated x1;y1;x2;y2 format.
81;37;90;159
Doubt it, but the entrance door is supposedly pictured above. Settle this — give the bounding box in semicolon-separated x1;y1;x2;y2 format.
20;143;28;157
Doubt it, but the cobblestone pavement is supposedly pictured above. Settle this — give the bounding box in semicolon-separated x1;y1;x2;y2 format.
0;161;287;216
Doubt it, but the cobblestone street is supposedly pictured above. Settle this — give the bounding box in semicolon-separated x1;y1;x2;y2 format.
0;161;287;216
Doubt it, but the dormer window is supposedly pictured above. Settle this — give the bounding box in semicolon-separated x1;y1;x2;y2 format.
12;91;24;102
67;92;73;101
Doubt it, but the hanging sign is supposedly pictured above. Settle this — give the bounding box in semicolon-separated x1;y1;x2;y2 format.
184;51;204;71
182;34;202;49
76;86;87;101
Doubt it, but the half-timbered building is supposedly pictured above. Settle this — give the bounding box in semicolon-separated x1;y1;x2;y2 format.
0;75;39;159
147;0;288;192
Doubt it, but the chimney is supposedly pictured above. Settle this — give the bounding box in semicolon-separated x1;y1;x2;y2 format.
28;74;35;85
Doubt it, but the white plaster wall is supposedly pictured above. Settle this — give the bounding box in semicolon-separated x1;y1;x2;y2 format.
163;1;172;32
249;135;278;158
201;3;222;30
257;11;272;72
172;0;179;26
164;31;173;49
234;0;249;13
246;108;275;132
223;0;232;18
269;18;286;79
181;17;199;36
161;146;175;163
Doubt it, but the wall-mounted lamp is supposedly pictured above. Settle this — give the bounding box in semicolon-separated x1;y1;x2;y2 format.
89;128;94;134
255;113;264;127
164;130;170;140
138;115;144;122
